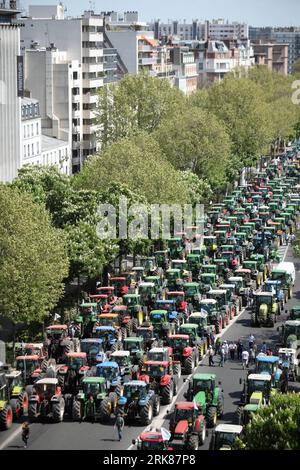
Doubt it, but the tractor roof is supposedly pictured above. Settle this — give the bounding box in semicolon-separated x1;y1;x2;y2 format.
150;310;168;315
254;292;274;297
256;355;279;363
166;269;181;274
167;291;185;296
193;373;216;381
175;402;198;411
172;259;187;264
6;370;22;379
179;323;198;330
82;377;106;384
190;312;207;319
99;286;115;291
286;320;300;326
110;277;126;281
265;280;281;285
156;300;176;305
140;428;171;442
110;351;130;358
278;348;296;354
95;326;115;332
24;343;44;349
184;282;200;287
97;361;119;368
209;290;227;295
244;404;259;412
80;303;97;308
125;337;144;343
139;282;155;288
16;355;39;361
168;335;189;340
123;294;140;298
99;313;119;318
200;299;217;305
125;380;147;387
66;352;87;359
36;378;58;385
215;424;243;434
81;338;102;344
144;361;169;367
46;325;67;330
112;306;128;312
145;276;160;280
220;284;235;289
248;374;271;382
235;269;251;274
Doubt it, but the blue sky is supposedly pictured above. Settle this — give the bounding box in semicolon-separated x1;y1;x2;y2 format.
21;0;300;26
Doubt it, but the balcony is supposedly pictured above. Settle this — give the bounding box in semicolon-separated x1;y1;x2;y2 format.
72;94;81;102
72;109;81;118
82;78;103;88
104;62;118;71
138;45;153;52
138;57;158;66
82;32;103;42
83;93;98;104
82;109;97;119
82;63;103;73
103;48;117;56
72;141;81;149
82;47;103;57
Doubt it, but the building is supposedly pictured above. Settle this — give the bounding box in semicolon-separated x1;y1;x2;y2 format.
0;1;22;182
170;46;198;95
21;97;71;174
20;5;104;172
253;43;289;75
151;19;248;42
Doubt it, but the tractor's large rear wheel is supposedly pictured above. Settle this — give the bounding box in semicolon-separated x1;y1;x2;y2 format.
10;398;21;420
99;398;112;423
206;407;217;428
173;363;181;379
199;423;206;445
19;391;29;415
217;396;224;417
140;402;153;425
28;402;38;422
187;434;199;450
161;383;173;405
72;399;82;421
235;406;244;425
152;396;160;417
184;356;194;375
52;399;65;423
251;312;256;327
121;328;127;341
0;404;13;430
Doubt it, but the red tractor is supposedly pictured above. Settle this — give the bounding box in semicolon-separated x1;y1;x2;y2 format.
132;427;173;450
109;277;129;297
166;292;188;319
169;402;207;450
96;286;118;305
45;325;76;364
16;355;44;390
167;335;199;374
28;378;65;423
111;305;134;337
137;361;179;404
57;352;90;392
89;294;111;314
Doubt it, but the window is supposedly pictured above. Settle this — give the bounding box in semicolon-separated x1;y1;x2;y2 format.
32;143;34;155
24;125;26;138
31;124;34;137
28;144;30;157
37;142;40;154
36;122;39;135
24;145;26;157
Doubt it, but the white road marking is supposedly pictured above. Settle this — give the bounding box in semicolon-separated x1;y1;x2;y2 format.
0;426;22;450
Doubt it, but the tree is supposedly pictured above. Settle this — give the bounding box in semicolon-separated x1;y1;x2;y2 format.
154;107;231;190
0;185;69;346
236;394;300;450
179;171;213;206
97;72;186;146
206;76;273;167
74;132;189;205
292;59;300;75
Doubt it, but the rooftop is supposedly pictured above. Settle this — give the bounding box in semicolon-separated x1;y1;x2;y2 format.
41;135;68;153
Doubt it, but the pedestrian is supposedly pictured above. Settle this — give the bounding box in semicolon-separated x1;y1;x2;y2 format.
219;344;225;367
215;337;221;355
114;413;125;442
237;340;243;361
208;346;215;366
22;422;30;449
248;334;255;350
249;348;255;365
209;331;215;347
261;342;267;354
223;341;229;363
229;342;236;360
242;349;249;370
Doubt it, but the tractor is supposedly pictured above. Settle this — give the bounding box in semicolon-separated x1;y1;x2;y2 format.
147;347;181;378
203;236;218;257
287;306;300;320
243;261;263;288
133;427;172;451
117;380;160;425
16;355;45;388
234;269;252;288
109;277;128;297
178;323;207;359
122;294;144;330
188;311;216;346
57;352;89;392
96;361;123;395
155;300;181;325
209;424;243;450
208;290;233;327
252;354;282;387
76;303;98;338
279;320;300;351
154;250;169;269
168;238;185;259
219;283;241;316
45;325;76;363
110;351;133;377
278;348;299;382
110;305;134;337
5;369;28;419
123;337;145;366
251;292;279;327
250;254;269;281
167;335;199;374
199;299;223;334
28;378;65;423
150;310;177;339
166;269;183;291
139;282;157;311
138;361;179;404
165;291;188;319
271;268;294;303
136;323;157;351
80;338;107;366
264;280;284;310
186;255;202;281
71;376;118;423
184;373;223;428
94;326;122;353
169;402;206;449
235;374;273;424
183;282;201;309
199;273;217;294
0;371;13;430
98;313;128;340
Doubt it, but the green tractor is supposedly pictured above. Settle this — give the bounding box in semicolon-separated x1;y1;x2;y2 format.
235;374;273;425
279;320;300;351
203;236;218;257
209;424;243;450
188;311;216;347
199;273;217;294
186;254;202;281
123;337;145;366
122;294;144;330
178;323;207;359
166;269;183;291
271;268;294;303
199;299;223;334
168;238;184;259
251;292;279;327
138;282;156;310
71;377;118;423
250;254;269;281
5;369;29;419
183;282;201;308
184;373;223;428
288;306;300;320
150;310;177;339
77;303;98;338
242;261;263;288
0;371;13;430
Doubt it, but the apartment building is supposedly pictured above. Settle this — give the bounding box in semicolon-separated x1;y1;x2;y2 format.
253;43;289;75
0;1;22;182
170;46;198;95
21;5;104;172
21;97;71;174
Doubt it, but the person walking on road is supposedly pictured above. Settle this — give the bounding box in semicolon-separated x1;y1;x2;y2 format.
249;348;255;365
115;413;125;442
229;342;236;360
215;337;221;355
248;334;255;350
219;344;226;367
261;342;267;354
223;341;229;363
242;349;249;370
237;340;243;361
22;422;30;449
208;346;215;366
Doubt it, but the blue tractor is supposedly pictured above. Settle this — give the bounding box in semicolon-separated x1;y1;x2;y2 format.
96;361;123;395
263;280;284;311
117;380;160;425
155;300;181;326
253;354;282;388
94;326;122;353
80;339;107;366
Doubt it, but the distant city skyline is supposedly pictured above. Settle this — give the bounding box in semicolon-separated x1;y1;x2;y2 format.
21;0;300;27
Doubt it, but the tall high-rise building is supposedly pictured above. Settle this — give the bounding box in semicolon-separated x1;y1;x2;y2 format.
0;1;22;182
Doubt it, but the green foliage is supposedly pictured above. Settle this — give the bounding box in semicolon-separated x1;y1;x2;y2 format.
97;72;186;146
179;171;213;205
154;107;231;190
0;185;69;325
236;393;300;450
74;132;189;204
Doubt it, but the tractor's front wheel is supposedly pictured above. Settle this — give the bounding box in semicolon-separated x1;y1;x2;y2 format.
52;399;65;423
140;402;153;425
187;434;199;450
199;423;206;446
161;383;173;405
152;396;160;416
99;398;112;423
184;356;194;375
19;391;29;415
0;404;13;430
72;399;82;421
206;407;217;428
173;363;181;379
251;311;256;327
10;398;21;420
235;406;244;425
28;402;38;422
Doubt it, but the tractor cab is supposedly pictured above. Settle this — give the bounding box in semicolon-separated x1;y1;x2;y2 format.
80;376;106;398
183;283;201;306
110;351;132;376
21;343;46;359
80;339;106;365
110;277;128;297
200;273;217;292
154;251;169;268
166;269;183;290
165;291;187;314
178;324;200;345
189;311;215;338
168;238;184;259
264;280;284;303
123;337;144;363
252;292;278;327
134;427;172;451
94;326;119;348
228;277;245;295
210;424;243;450
136;325;156;350
201;265;217;275
139;282;156;307
255;355;281;385
96;361;121;387
16;355;41;383
234;269;252;287
65;352;88;371
280;320;300;349
288;306;300;320
139;257;157;275
148;347;172;363
140;361;169;382
245;374;272;403
123;294;144;326
98;313;120;329
155;301;178;323
46;325;69;342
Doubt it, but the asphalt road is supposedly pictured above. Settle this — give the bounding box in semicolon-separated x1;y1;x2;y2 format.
1;245;300;451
